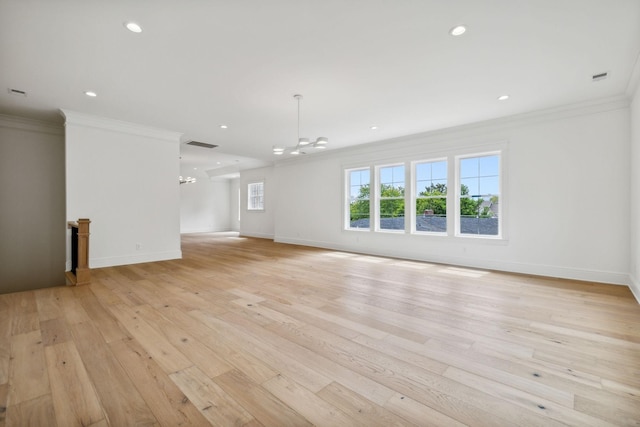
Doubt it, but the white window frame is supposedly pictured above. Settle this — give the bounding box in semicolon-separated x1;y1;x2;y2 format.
375;163;406;233
411;158;448;235
342;144;506;242
345;167;372;231
454;151;502;239
247;181;264;211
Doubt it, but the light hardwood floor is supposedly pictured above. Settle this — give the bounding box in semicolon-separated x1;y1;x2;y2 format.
1;234;640;426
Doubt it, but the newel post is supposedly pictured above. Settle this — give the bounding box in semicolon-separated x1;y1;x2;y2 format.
67;218;91;286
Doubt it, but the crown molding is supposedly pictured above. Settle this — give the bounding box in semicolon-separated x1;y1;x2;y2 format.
275;94;631;168
0;113;63;136
59;109;182;142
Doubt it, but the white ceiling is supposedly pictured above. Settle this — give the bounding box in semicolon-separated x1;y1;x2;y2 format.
1;1;639;178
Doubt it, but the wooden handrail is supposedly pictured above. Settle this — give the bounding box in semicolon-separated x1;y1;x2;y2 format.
66;218;91;286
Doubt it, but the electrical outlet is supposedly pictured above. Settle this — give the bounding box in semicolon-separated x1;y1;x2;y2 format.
136;243;142;250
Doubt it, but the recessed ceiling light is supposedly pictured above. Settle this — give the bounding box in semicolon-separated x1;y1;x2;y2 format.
497;94;510;101
124;22;142;33
220;125;228;129
84;91;97;97
370;126;378;130
449;25;467;36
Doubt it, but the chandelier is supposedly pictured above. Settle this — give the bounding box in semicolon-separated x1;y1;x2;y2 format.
273;94;328;155
179;176;196;185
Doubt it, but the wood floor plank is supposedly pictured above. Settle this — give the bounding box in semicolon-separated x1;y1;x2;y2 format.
7;292;39;336
107;304;193;374
134;304;234;379
170;365;254;426
57;287;92;325
383;392;467;427
39;318;72;347
0;311;10;385
187;310;280;384
70;320;158;426
214;369;312;427
45;341;105;427
4;394;56;427
267;321;552;426
2;234;639;426
109;337;211;427
0;382;7;427
214;311;334;393
34;288;64;322
262;374;358;427
365;333;576;408
317;381;416;427
8;330;49;406
443;366;613;426
77;286;129;343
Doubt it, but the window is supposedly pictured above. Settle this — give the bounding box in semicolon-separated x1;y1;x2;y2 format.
343;147;503;239
347;168;370;229
378;164;405;231
458;154;500;236
415;160;447;233
247;182;264;211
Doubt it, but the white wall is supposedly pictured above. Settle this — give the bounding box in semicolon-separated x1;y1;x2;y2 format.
239;167;275;239
180;179;231;233
0;115;66;293
630;82;640;301
229;178;241;232
63;110;182;268
273;98;631;285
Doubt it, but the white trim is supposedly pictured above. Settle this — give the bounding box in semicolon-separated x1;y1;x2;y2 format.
239;231;274;239
82;250;182;269
344;167;372;231
454;150;503;239
60;109;182;142
274;235;629;286
279;95;630;168
375;163;406;232
629;274;640;304
0;114;63;135
411;157;448;235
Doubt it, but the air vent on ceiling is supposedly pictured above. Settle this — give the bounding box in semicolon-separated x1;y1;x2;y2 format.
187;140;218;149
8;88;27;97
592;72;608;82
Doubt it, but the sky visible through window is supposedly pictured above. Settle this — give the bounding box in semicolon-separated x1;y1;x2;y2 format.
349;169;370;199
460;155;499;198
380;165;404;193
416;160;447;193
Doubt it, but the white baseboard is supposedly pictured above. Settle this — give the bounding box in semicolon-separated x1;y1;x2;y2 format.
275;236;630;287
239;232;275;240
88;250;182;269
629;274;640;304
